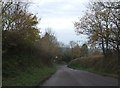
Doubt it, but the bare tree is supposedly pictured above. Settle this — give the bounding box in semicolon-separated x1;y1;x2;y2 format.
74;1;120;57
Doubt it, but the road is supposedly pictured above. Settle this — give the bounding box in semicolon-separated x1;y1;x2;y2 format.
41;65;119;86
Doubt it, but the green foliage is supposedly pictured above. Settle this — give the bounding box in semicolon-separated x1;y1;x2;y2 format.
2;2;60;80
33;30;61;65
2;66;56;86
2;2;42;78
2;2;40;55
62;48;72;63
81;44;88;57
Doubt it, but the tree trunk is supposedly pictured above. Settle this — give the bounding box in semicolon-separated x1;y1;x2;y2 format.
101;38;106;57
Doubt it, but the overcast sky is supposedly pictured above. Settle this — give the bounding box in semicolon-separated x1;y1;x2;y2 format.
28;0;90;45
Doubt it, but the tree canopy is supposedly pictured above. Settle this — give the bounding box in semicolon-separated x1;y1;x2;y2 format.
74;2;120;57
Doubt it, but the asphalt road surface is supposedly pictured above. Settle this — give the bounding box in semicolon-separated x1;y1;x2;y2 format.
41;65;119;86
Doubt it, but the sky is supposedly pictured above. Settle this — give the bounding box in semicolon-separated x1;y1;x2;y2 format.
28;0;90;45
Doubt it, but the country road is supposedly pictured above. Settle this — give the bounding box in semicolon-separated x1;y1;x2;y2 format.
41;65;119;86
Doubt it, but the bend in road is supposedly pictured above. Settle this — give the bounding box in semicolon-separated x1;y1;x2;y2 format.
41;65;119;86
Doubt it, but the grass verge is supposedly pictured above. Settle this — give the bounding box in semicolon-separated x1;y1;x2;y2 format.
68;56;119;79
2;65;56;86
68;64;118;79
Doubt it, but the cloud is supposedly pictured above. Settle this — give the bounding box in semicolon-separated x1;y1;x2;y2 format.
29;0;88;17
29;0;89;5
38;17;78;31
28;0;89;45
